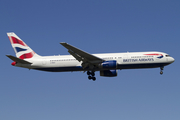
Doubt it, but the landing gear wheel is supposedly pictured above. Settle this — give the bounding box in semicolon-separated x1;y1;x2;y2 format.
91;72;95;77
88;76;96;81
160;66;164;75
88;76;92;80
87;71;95;76
92;77;96;81
87;71;96;81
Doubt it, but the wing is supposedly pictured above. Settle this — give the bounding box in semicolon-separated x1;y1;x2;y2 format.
60;42;104;69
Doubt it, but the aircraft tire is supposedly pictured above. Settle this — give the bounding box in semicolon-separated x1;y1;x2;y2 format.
88;76;92;80
91;72;95;76
92;77;96;81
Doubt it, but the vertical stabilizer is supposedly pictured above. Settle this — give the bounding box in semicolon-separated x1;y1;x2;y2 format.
7;32;41;59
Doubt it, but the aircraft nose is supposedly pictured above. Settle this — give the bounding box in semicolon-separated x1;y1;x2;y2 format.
170;57;175;63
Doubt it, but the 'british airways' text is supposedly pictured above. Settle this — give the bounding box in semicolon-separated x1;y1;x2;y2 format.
123;58;154;62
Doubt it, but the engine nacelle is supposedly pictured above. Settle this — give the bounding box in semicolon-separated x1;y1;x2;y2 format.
100;60;117;69
100;70;118;77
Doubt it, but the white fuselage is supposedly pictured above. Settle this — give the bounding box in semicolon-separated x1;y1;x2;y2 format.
16;51;174;72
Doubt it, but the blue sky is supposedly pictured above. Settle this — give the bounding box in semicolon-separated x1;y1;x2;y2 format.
1;0;180;120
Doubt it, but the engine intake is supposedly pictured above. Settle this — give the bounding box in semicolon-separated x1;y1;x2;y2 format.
101;60;117;69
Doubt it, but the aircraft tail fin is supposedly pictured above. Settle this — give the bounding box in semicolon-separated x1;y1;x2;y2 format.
7;32;41;59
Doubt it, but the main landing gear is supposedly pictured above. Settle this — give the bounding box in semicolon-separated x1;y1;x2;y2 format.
87;71;96;81
160;67;164;75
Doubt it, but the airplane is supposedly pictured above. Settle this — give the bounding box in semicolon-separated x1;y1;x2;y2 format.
6;32;175;81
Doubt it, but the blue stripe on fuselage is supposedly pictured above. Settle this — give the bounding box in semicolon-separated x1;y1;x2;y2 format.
157;56;163;59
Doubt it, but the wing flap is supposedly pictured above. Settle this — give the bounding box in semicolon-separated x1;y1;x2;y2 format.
6;55;32;64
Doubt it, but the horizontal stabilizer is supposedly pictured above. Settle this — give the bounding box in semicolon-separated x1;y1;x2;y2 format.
6;55;32;64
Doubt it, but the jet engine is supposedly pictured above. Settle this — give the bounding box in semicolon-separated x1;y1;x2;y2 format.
100;60;117;69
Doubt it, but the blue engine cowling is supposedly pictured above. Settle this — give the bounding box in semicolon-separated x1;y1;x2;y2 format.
100;70;117;77
101;60;117;69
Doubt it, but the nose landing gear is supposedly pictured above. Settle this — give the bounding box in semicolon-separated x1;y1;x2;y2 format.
87;71;96;81
160;67;164;75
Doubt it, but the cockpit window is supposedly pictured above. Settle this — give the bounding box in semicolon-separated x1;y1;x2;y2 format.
166;55;170;57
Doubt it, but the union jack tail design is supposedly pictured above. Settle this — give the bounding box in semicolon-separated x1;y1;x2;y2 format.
7;32;40;59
